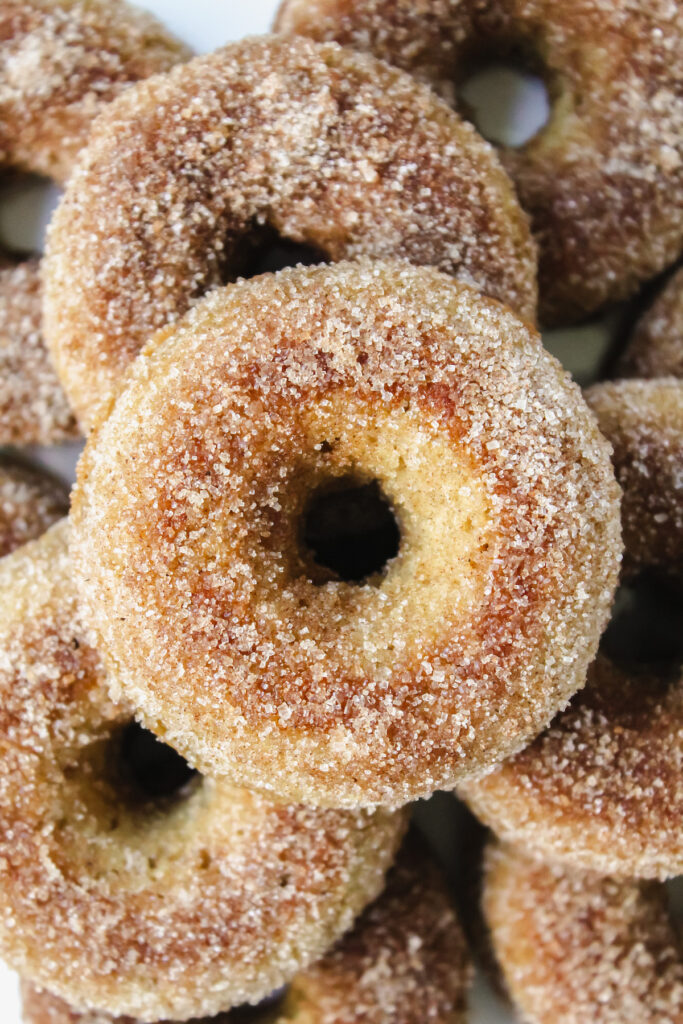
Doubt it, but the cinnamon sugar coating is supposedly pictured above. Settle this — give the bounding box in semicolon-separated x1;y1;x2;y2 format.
619;266;683;380
586;379;683;582
0;521;405;1020
21;839;471;1024
484;844;683;1024
0;260;78;444
71;261;622;809
275;0;683;326
462;655;683;880
44;34;537;429
0;0;189;182
0;452;68;556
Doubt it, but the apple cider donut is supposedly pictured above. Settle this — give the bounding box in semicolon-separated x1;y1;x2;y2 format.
0;520;405;1020
618;266;683;380
275;0;683;325
44;34;537;429
483;844;683;1024
71;261;622;809
0;452;68;557
21;839;472;1024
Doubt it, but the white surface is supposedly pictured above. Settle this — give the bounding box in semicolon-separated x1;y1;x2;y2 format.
0;2;620;1021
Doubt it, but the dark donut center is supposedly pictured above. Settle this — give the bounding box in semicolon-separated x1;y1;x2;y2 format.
666;876;683;944
600;574;683;676
301;477;400;584
459;60;550;147
223;225;327;283
115;722;198;806
0;172;62;256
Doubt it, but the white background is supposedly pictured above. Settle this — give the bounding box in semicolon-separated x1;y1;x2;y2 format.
0;2;625;1021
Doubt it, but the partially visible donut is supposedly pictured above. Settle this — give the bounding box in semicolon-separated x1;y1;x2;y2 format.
0;260;77;444
44;34;537;429
618;266;683;380
0;520;405;1020
483;843;683;1024
0;452;68;556
70;260;621;809
21;838;472;1024
274;0;683;325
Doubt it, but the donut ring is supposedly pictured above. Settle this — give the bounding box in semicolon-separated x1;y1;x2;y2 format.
483;843;683;1023
0;0;188;444
618;266;683;380
0;451;68;556
0;520;405;1020
274;0;683;325
21;838;472;1024
71;260;622;809
44;33;537;430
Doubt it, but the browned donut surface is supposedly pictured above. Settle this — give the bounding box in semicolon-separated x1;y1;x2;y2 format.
70;261;621;809
484;844;683;1024
0;452;68;556
619;266;683;380
275;0;683;325
0;260;78;444
44;34;537;429
0;521;405;1020
21;839;472;1024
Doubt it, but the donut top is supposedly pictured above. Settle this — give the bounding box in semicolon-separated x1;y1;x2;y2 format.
0;454;68;557
0;0;190;181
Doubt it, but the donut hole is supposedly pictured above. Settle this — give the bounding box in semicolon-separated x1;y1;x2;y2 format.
225;225;327;282
0;172;62;256
666;876;683;942
114;721;199;808
301;477;401;584
600;574;683;676
458;59;550;148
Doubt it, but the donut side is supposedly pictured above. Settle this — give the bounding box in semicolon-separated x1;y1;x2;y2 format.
0;452;68;556
618;266;683;380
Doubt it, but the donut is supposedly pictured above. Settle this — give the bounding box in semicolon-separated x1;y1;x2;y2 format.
0;0;189;444
20;838;472;1024
0;519;405;1020
483;843;683;1024
0;451;68;556
274;0;683;326
585;379;683;583
618;266;683;380
44;34;537;430
70;260;622;809
0;259;78;444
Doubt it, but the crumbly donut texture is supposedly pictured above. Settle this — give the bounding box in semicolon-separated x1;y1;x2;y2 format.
484;844;683;1024
0;521;405;1020
21;839;471;1024
619;266;683;380
0;452;68;557
275;0;683;326
44;33;537;429
0;260;78;444
585;378;683;582
461;655;683;880
0;0;189;182
71;261;622;809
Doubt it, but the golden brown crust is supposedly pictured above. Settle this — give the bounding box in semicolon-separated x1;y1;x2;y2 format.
21;840;472;1024
0;260;79;444
70;261;621;809
0;0;189;182
461;656;683;880
275;0;683;326
619;266;683;380
484;844;683;1024
0;521;406;1020
44;34;537;429
0;452;68;557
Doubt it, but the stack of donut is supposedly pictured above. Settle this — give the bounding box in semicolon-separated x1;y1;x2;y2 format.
0;1;681;1023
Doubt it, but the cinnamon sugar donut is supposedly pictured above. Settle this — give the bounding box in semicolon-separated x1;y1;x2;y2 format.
275;0;683;325
0;519;405;1020
0;0;188;443
44;34;537;430
71;260;622;809
618;266;683;380
483;843;683;1024
0;452;68;556
21;839;471;1024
